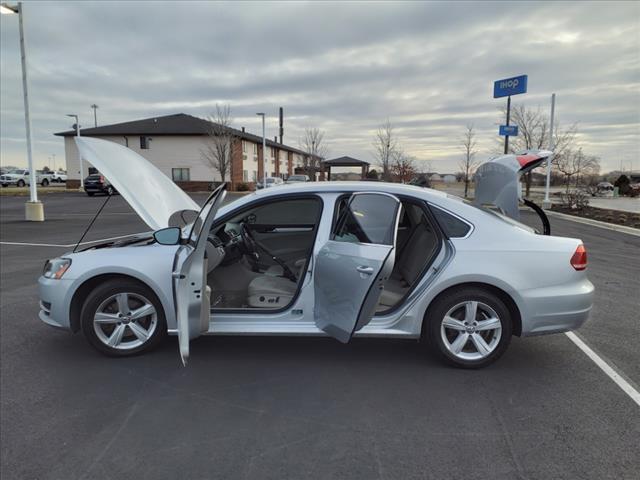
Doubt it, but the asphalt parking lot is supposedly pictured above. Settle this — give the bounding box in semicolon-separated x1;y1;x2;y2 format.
1;192;639;480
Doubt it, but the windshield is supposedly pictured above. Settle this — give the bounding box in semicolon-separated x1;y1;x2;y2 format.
9;169;25;175
186;184;226;244
288;176;305;181
266;178;276;184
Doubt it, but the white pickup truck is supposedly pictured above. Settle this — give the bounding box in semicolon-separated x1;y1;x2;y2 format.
0;169;54;187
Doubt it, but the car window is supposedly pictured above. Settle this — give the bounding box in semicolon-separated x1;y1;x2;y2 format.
226;197;321;226
333;193;398;245
430;206;471;238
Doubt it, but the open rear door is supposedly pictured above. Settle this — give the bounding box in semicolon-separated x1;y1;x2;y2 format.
314;192;401;343
174;184;226;365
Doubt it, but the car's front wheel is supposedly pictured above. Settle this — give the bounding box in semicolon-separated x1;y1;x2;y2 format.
424;287;512;368
80;279;167;357
17;180;25;187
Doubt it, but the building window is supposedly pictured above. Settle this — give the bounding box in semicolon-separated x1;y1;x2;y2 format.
253;143;258;155
243;170;248;182
140;136;149;149
172;168;190;182
252;171;257;182
242;141;247;153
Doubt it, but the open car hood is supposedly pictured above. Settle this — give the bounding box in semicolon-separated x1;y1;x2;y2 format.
474;150;552;220
75;137;200;230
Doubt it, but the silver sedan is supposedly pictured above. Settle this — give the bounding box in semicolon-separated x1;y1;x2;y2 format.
38;138;593;368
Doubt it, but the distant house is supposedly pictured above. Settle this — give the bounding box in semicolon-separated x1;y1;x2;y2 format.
428;173;442;182
442;174;457;183
55;113;310;191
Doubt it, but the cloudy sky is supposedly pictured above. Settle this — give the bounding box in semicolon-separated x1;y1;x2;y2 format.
1;0;638;173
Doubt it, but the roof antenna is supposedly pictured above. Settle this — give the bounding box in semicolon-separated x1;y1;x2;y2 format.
73;193;112;252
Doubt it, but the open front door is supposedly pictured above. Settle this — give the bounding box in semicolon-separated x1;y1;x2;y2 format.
314;192;401;343
174;184;226;365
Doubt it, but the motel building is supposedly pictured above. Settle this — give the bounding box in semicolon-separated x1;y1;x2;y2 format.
55;113;312;191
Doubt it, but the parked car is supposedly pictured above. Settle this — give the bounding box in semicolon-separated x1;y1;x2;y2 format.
51;171;68;183
256;176;284;189
0;169;52;187
38;138;593;368
84;173;117;196
285;174;310;184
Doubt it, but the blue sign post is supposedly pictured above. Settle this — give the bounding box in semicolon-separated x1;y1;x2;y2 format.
499;125;518;136
494;75;528;154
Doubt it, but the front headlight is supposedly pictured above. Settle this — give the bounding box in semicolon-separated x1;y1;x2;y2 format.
43;258;72;279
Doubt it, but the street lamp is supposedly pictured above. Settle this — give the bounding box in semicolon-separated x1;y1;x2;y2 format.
66;114;83;189
256;113;266;188
90;104;99;127
2;2;44;220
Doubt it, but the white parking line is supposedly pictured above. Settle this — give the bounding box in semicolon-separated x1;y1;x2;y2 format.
0;232;149;248
565;331;640;407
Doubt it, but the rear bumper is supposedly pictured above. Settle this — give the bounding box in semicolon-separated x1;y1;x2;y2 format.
520;278;594;336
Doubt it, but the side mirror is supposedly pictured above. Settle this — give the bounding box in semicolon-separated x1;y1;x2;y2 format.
153;227;182;245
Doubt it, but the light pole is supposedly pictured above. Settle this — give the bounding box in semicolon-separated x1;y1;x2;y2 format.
51;153;56;171
256;113;266;188
1;2;43;220
543;93;556;209
66;114;83;189
91;104;99;127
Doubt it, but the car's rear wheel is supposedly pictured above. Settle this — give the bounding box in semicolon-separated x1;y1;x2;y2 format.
80;279;167;357
424;287;512;368
106;186;114;196
41;178;49;187
86;191;94;196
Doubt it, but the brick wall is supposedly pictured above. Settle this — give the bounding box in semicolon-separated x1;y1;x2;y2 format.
230;138;243;189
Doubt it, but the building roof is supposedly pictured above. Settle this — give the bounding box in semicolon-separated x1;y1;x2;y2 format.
54;113;307;155
323;156;370;166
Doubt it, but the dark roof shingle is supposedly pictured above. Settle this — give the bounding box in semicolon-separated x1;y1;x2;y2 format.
54;113;307;154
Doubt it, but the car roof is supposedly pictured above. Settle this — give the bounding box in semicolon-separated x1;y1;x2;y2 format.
218;181;467;216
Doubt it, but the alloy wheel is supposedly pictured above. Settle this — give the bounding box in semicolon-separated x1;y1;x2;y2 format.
93;292;157;350
440;300;502;361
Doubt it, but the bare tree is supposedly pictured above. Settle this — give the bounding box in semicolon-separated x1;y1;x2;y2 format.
299;127;328;179
390;149;416;183
201;103;233;185
555;148;600;192
373;119;397;181
459;124;480;198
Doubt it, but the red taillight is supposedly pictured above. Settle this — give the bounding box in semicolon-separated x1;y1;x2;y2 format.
570;244;587;271
99;175;105;184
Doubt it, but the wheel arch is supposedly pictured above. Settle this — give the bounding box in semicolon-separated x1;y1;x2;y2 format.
421;282;522;338
69;273;167;333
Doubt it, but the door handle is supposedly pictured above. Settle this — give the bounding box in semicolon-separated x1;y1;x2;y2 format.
356;266;374;275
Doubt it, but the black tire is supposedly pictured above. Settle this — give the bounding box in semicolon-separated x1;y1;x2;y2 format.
80;278;167;357
86;191;95;197
41;179;49;187
17;180;25;187
1;184;7;188
106;186;114;196
423;287;512;369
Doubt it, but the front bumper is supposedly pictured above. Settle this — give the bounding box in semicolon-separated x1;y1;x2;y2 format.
38;276;75;330
520;277;594;336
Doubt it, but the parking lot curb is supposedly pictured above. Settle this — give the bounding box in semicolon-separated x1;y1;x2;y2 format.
545;210;640;237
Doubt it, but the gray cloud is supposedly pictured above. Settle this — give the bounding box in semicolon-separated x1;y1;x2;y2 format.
1;0;639;173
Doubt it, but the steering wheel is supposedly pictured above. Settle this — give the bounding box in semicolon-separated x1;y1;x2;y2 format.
240;223;297;282
240;223;259;259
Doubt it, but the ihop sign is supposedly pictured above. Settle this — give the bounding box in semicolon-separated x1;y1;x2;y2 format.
493;75;528;98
